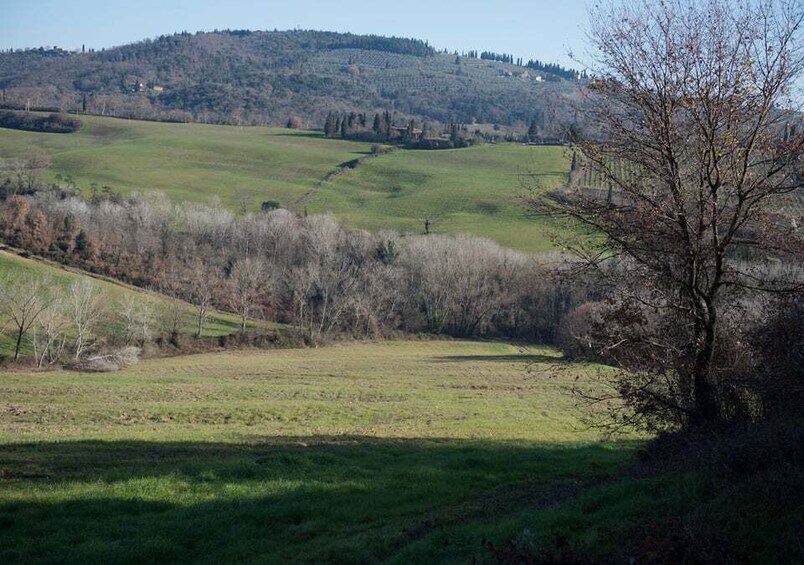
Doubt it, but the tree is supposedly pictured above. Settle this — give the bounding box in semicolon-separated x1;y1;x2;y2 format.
74;229;92;259
31;289;68;368
228;258;268;333
531;0;804;429
188;261;215;338
0;274;51;361
67;280;107;360
119;295;153;346
527;118;539;141
324;112;336;137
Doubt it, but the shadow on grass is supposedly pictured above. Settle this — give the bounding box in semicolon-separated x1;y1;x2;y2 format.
0;437;639;565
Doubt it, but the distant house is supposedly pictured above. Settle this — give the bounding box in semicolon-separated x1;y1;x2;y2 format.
534;75;543;82
152;85;164;93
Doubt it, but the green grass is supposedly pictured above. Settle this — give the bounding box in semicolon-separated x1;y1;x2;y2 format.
0;250;248;357
0;340;784;562
0;340;651;563
0;115;375;210
308;144;570;252
0;116;569;252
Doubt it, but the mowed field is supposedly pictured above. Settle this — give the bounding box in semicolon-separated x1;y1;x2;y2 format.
0;340;709;564
0;116;568;252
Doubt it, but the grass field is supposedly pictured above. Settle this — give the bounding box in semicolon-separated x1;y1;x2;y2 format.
0;116;568;252
308;144;570;252
0;339;719;564
0;249;247;357
0;115;375;210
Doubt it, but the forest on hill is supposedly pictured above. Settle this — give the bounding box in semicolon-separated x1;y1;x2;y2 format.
0;30;579;130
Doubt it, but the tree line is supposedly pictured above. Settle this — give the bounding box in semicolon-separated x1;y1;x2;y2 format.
0;166;591;354
321;110;479;148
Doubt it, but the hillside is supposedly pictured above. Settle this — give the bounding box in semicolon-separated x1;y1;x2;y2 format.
308;143;569;251
0;114;376;209
0;114;567;251
0;30;579;129
0;248;249;358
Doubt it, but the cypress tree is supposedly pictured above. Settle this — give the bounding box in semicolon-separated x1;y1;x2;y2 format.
324;112;335;137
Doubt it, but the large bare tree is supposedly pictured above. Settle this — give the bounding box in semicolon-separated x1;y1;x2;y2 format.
533;0;804;428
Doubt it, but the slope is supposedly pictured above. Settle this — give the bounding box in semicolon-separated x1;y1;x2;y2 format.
1;115;567;251
0;114;376;209
0;248;247;358
0;30;578;128
307;143;570;252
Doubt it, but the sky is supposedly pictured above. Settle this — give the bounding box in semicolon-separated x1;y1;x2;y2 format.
0;0;590;69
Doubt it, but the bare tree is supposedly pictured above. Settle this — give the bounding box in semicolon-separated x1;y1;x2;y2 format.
31;289;69;368
159;300;188;347
0;274;52;361
531;0;804;429
119;295;153;346
228;258;268;333
188;262;215;338
67;280;108;360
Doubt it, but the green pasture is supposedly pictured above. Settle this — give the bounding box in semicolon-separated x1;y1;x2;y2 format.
308;144;570;252
0;339;788;562
0;115;375;209
0;116;570;252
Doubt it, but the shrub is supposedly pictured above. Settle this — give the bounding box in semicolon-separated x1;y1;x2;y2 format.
70;346;141;372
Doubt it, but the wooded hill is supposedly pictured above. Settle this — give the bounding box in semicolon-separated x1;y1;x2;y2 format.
0;30;579;130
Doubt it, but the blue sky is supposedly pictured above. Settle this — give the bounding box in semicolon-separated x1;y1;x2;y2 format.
0;0;590;69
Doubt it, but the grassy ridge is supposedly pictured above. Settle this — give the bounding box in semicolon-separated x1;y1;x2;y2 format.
0;115;568;251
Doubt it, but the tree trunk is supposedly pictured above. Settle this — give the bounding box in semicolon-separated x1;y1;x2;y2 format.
691;311;719;425
14;327;23;361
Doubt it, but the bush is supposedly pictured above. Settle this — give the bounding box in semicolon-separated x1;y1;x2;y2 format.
556;302;604;361
0;110;81;133
71;347;141;372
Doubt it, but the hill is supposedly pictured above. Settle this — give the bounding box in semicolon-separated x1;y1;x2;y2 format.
0;30;579;130
0;114;568;251
0;114;376;210
307;143;569;251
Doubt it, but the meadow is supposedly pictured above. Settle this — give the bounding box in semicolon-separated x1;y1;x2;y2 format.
0;115;375;210
308;144;569;252
0;115;568;252
0;340;710;564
